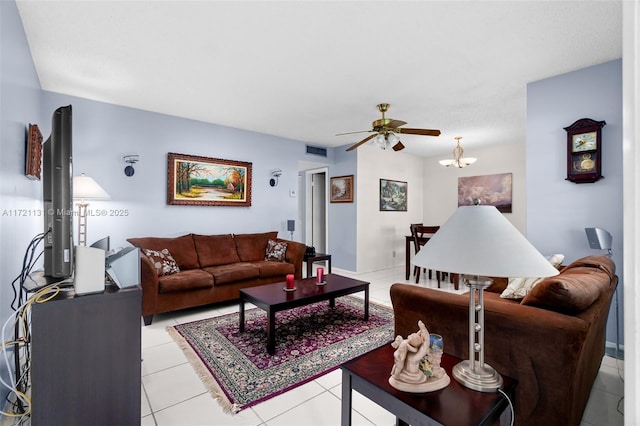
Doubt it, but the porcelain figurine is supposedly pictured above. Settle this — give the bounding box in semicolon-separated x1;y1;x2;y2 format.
389;320;450;392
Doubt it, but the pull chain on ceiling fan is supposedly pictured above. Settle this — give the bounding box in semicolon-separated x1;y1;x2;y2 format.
337;103;441;152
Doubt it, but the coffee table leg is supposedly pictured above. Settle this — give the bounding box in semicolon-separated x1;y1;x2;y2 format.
341;369;352;426
364;286;369;321
267;308;275;355
329;297;336;308
239;297;245;332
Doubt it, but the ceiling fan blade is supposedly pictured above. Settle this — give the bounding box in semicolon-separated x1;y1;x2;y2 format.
336;130;375;136
345;134;377;151
392;141;405;151
398;128;441;136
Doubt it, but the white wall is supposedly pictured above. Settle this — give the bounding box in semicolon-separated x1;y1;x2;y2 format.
622;0;639;423
356;145;424;272
422;142;527;234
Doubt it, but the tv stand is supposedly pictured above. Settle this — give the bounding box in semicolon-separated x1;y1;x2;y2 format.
30;285;141;425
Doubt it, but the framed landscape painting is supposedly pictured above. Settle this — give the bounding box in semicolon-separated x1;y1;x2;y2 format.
458;172;512;213
330;175;354;203
167;152;252;207
380;179;407;211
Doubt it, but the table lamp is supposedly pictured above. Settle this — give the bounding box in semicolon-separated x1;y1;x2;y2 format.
412;204;559;392
73;173;110;246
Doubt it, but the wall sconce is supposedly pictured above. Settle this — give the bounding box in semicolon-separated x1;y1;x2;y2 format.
124;154;139;177
270;169;282;187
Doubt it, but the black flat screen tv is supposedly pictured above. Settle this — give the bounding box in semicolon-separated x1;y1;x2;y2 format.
42;105;74;279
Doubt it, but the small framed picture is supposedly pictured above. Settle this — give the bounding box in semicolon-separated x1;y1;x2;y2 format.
380;179;407;211
330;175;354;203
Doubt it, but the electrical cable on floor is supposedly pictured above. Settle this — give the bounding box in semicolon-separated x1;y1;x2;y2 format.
497;388;515;426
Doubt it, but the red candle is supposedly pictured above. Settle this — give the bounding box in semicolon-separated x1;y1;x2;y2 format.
286;274;295;289
317;267;324;283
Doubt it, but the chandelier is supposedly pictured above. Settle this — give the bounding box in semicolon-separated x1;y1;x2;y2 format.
439;136;477;168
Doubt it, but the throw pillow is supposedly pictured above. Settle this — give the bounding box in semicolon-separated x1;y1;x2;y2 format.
143;248;180;276
265;239;287;262
500;254;564;299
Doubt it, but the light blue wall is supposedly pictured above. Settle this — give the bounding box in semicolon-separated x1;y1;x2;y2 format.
38;91;319;249
328;146;357;271
526;59;623;346
0;0;49;403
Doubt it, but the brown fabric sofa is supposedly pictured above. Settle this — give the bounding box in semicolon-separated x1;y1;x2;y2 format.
128;231;306;325
390;255;617;426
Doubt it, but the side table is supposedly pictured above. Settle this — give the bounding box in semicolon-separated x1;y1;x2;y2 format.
341;344;516;426
304;253;332;278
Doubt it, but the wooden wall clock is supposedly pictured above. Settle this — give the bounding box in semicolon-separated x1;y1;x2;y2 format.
564;118;606;183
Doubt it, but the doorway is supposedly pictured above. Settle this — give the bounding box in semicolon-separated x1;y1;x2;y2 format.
305;168;328;254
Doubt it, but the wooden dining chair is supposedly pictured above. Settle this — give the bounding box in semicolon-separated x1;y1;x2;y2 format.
411;225;444;286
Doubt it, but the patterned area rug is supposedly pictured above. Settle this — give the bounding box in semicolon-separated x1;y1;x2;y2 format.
167;296;394;413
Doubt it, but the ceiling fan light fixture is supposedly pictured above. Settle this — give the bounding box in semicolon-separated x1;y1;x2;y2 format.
387;132;399;145
440;136;476;168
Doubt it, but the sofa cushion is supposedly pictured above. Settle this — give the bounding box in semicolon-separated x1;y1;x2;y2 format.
251;260;296;278
521;257;612;314
128;235;199;270
562;254;616;279
157;269;214;294
265;239;287;262
192;234;241;267
234;232;278;262
143;248;180;276
203;263;260;285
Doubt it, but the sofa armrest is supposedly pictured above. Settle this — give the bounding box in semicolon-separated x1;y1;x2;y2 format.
280;239;306;279
138;252;159;317
390;283;600;425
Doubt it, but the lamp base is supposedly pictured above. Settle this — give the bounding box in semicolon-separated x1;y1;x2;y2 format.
452;360;503;392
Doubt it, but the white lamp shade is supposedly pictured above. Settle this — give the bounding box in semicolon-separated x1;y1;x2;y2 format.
413;205;559;278
73;174;110;200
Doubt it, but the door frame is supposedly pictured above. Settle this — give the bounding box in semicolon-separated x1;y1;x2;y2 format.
304;167;329;253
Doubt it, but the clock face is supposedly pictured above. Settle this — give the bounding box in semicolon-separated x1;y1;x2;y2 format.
572;132;597;152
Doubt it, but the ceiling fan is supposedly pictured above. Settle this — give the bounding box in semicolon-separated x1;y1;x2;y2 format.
337;103;441;152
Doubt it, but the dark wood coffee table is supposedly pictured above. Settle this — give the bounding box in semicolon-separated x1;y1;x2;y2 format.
239;274;369;355
341;344;516;426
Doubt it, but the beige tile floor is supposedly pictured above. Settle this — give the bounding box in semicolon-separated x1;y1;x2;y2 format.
140;265;625;426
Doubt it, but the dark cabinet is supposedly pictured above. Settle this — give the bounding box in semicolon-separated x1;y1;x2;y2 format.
31;285;141;425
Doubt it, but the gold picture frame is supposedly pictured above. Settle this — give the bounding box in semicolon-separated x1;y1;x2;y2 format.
167;152;252;207
330;175;354;203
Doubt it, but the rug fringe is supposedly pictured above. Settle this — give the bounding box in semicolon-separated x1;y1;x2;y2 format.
166;326;243;414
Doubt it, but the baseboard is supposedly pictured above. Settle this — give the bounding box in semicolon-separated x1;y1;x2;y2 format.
605;341;624;359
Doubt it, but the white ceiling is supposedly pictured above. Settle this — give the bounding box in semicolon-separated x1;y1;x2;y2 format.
16;1;622;158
